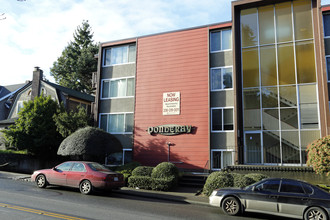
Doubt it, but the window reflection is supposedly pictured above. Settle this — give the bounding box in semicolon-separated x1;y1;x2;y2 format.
241;8;258;47
276;2;293;43
242;47;259;88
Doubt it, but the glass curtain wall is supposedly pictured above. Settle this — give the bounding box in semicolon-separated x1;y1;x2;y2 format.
241;0;320;165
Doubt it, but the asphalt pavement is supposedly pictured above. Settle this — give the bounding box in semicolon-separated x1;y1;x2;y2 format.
0;171;209;206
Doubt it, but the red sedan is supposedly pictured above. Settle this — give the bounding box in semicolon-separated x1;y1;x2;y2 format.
31;161;125;194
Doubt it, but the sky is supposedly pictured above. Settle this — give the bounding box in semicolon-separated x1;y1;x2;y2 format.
1;0;330;86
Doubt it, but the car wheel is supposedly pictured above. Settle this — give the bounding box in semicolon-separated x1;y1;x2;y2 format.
79;180;93;195
304;207;328;220
222;196;241;216
36;174;48;188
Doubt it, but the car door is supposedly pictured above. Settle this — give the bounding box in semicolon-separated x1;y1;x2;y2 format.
277;179;309;218
244;179;280;214
47;162;73;186
66;162;87;187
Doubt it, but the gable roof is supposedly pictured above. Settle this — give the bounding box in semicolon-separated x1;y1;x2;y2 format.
42;80;94;102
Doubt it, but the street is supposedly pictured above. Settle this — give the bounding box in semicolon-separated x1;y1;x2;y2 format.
0;177;295;220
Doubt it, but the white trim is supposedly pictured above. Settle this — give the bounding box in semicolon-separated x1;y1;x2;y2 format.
210;29;232;53
211;149;234;170
102;44;136;67
210;66;233;91
100;76;135;100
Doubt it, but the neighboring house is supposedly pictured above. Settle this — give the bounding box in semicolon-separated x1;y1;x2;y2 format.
0;67;95;149
94;0;330;171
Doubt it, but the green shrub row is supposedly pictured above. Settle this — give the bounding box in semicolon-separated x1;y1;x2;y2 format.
203;172;269;196
128;162;179;191
128;176;176;191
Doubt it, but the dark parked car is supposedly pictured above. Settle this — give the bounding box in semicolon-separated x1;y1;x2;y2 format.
209;178;330;220
31;161;125;195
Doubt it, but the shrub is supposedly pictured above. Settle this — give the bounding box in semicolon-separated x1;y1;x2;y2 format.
307;135;330;176
128;176;152;190
151;177;176;191
203;171;234;196
112;161;141;182
244;173;269;182
151;162;179;179
132;166;154;177
231;173;255;188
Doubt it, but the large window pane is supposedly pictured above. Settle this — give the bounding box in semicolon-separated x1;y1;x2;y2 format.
241;8;258;47
212;151;221;169
212;109;222;131
296;40;316;83
281;131;300;164
223;68;233;89
111;46;127;65
260;45;277;86
125;113;134;132
262;87;278;108
223;151;233;168
279;85;297;107
211;69;222;90
102;81;110;98
278;43;295;85
110;79;126;98
224;109;234;130
109;114;125;133
242;47;259;88
246;133;261;163
263;131;281;163
222;29;232;50
293;0;313;40
127;78;135;96
263;109;279;130
104;49;111;66
259;5;275;45
128;45;136;62
244;89;261;130
280;108;298;129
324;14;330;37
276;2;293;43
100;115;107;131
210;31;221;52
299;85;319;129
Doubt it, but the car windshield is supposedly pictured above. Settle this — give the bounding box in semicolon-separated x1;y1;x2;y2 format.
87;162;111;172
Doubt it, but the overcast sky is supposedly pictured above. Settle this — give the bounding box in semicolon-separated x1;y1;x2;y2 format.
1;0;330;86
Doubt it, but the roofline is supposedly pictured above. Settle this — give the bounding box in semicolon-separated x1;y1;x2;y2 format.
0;83;31;102
100;21;232;47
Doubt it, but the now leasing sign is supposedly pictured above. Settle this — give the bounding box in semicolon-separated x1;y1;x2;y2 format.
163;92;180;115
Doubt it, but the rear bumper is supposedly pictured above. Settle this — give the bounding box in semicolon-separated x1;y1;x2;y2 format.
92;180;125;190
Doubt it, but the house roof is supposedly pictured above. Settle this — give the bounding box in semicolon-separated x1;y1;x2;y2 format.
42;80;95;102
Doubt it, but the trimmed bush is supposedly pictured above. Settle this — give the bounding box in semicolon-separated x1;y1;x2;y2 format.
232;173;255;188
307;135;330;176
244;173;268;182
112;161;141;183
132;166;154;177
203;172;234;196
128;176;152;190
151;177;176;191
151;162;179;179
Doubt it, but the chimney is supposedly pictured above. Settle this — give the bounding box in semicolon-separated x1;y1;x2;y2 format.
31;66;43;100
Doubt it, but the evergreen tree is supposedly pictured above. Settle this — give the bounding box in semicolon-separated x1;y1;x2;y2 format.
50;21;98;94
2;96;63;158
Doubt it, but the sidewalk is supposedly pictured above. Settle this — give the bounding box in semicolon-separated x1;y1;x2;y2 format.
0;171;209;206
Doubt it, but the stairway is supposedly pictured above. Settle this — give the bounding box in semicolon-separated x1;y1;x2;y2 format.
179;173;209;188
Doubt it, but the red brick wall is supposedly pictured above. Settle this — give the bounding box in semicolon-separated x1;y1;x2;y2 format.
133;27;210;170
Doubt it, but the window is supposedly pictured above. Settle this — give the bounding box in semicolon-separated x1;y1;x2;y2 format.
255;179;280;192
101;77;135;99
103;44;136;66
280;180;305;194
55;162;73;172
100;113;134;134
71;163;86;172
106;149;133;166
17;101;24;114
211;108;234;132
210;67;233;91
211;150;233;170
210;29;232;52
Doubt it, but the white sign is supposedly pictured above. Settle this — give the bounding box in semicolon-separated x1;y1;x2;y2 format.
163;92;180;115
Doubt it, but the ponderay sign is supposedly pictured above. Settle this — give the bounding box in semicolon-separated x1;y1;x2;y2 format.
147;124;193;136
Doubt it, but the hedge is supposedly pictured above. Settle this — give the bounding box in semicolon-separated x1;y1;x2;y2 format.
232;173;255;188
203;172;234;196
128;176;152;190
132;166;153;177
